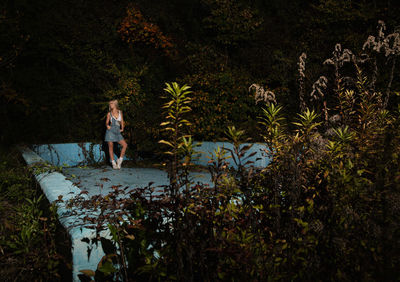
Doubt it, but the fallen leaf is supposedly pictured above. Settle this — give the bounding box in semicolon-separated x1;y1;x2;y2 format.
79;269;95;277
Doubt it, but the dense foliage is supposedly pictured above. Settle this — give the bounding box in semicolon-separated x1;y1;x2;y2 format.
2;0;400;280
74;54;400;280
1;0;400;150
0;146;71;280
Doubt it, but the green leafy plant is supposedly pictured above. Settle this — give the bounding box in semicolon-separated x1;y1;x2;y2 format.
72;22;400;282
0;147;67;280
159;82;194;192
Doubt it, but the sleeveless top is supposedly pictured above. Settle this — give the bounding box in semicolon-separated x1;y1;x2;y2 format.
105;110;124;142
110;110;121;122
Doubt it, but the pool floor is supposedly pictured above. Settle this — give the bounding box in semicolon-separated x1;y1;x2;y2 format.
63;166;213;197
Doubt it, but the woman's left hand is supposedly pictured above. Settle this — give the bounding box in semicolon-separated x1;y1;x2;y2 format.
120;129;124;132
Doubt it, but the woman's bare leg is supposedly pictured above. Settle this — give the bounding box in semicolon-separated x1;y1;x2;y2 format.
118;139;128;158
108;142;114;161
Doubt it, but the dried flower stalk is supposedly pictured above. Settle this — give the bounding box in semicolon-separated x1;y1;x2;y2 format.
249;84;276;105
298;52;307;111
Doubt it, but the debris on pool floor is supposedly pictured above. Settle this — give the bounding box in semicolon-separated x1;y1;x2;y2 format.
63;166;213;197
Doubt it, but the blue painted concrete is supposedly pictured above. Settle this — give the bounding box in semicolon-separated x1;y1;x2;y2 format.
32;141;270;169
18;146;107;281
20;145;213;281
19;147;97;279
193;141;270;168
32;143;108;167
63;166;212;198
21;141;270;281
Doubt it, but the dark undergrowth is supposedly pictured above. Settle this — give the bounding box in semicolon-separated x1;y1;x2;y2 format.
72;24;400;281
0;145;72;281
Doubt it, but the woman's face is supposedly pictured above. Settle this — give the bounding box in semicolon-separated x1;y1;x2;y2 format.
109;101;116;110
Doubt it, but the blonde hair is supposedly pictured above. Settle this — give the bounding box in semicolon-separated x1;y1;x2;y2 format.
108;99;119;112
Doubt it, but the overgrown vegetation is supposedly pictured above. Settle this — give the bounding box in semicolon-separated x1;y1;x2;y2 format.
2;1;400;280
0;146;71;281
70;23;400;281
2;1;400;149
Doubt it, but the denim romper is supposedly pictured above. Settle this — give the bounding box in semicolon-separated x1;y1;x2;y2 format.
105;110;124;142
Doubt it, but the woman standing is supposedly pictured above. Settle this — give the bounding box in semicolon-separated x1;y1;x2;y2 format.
105;99;128;169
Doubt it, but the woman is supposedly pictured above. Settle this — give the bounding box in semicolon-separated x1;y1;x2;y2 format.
105;99;128;169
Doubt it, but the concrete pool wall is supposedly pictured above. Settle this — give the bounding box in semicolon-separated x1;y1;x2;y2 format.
19;146;110;281
32;141;270;168
20;141;270;281
32;143;106;167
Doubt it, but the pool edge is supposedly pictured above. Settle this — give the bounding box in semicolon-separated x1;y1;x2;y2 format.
17;145;108;281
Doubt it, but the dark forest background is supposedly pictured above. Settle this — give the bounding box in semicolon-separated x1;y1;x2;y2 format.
1;1;400;280
1;0;400;151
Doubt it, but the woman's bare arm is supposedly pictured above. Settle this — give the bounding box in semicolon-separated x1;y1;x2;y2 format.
120;112;125;132
106;113;111;129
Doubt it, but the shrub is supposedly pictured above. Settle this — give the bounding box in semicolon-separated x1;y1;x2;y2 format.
76;23;400;281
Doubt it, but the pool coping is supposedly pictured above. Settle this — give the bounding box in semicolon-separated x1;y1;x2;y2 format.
18;145;110;281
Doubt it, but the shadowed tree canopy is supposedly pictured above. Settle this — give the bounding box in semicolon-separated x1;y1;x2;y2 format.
0;0;399;148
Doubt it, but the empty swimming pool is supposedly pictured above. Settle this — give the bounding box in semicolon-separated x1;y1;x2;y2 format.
63;166;212;198
20;142;269;281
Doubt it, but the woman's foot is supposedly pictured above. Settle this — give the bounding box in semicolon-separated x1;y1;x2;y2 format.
111;160;118;169
117;157;123;169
